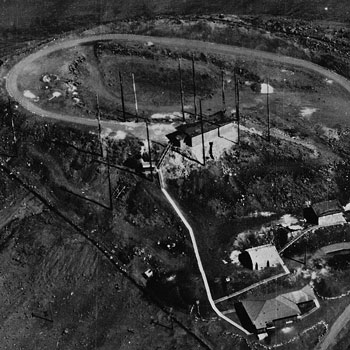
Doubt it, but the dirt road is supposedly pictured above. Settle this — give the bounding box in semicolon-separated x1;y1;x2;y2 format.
317;304;350;350
5;34;350;141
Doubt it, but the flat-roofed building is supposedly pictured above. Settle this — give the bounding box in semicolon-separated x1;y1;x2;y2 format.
304;200;346;226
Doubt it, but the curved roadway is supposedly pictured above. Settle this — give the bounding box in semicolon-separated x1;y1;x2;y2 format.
317;304;350;350
5;34;350;136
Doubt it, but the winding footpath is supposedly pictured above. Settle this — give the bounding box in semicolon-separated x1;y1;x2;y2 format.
158;169;250;335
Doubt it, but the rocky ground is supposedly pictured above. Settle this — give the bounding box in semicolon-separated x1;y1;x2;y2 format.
3;10;350;350
0;100;255;349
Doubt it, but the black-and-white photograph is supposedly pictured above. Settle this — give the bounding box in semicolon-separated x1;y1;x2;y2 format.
0;1;350;349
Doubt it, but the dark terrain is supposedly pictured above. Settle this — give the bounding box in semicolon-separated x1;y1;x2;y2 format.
2;1;350;350
1;0;350;30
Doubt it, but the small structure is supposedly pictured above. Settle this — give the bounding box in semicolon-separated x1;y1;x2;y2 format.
140;159;154;174
235;285;319;335
142;269;153;279
166;119;237;148
260;83;274;94
165;111;238;161
304;200;346;226
239;244;282;271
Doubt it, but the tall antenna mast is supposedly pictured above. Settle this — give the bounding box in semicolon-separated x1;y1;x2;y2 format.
267;78;271;143
221;70;226;113
107;152;113;210
234;73;240;146
132;73;139;122
96;94;103;157
7;98;17;144
199;99;206;166
178;58;185;123
119;71;126;122
145;119;153;178
11;115;16;144
192;55;197;120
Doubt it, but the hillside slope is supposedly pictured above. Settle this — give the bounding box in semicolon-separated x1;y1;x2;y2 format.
0;0;349;29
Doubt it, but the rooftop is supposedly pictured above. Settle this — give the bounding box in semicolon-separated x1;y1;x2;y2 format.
166;113;233;141
312;200;343;217
241;285;317;330
245;244;282;266
277;285;316;305
242;298;299;330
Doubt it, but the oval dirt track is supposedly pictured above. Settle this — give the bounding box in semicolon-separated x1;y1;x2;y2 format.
6;34;350;133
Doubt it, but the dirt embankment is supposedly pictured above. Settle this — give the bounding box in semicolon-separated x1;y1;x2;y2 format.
0;211;205;349
1;107;249;349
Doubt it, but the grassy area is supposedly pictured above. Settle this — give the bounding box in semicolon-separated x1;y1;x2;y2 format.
284;224;350;256
1;97;234;348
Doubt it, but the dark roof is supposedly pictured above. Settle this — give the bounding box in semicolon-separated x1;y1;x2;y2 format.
312;200;343;217
241;285;316;330
166;119;233;140
166;130;187;142
241;298;299;330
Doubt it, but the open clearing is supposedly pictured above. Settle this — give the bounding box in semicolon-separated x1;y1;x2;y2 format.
6;34;350;142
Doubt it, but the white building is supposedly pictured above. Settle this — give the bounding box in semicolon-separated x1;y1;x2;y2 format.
304;200;346;226
239;244;282;271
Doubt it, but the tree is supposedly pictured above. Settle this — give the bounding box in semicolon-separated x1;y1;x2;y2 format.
335;160;350;204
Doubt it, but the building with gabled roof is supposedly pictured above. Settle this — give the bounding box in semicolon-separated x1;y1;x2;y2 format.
234;285;319;334
239;244;283;271
166;119;237;148
304;200;346;226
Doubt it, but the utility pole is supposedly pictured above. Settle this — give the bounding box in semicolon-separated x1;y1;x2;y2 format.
145;119;153;178
234;73;240;146
119;71;126;122
178;58;185;123
221;70;226;113
11;113;16;144
192;55;197;120
107;152;113;210
95;94;103;157
199;99;206;166
7;98;17;145
5;98;18;158
267;78;271;142
132;73;138;122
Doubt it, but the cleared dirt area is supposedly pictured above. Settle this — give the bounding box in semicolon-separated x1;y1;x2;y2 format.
13;36;350;132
